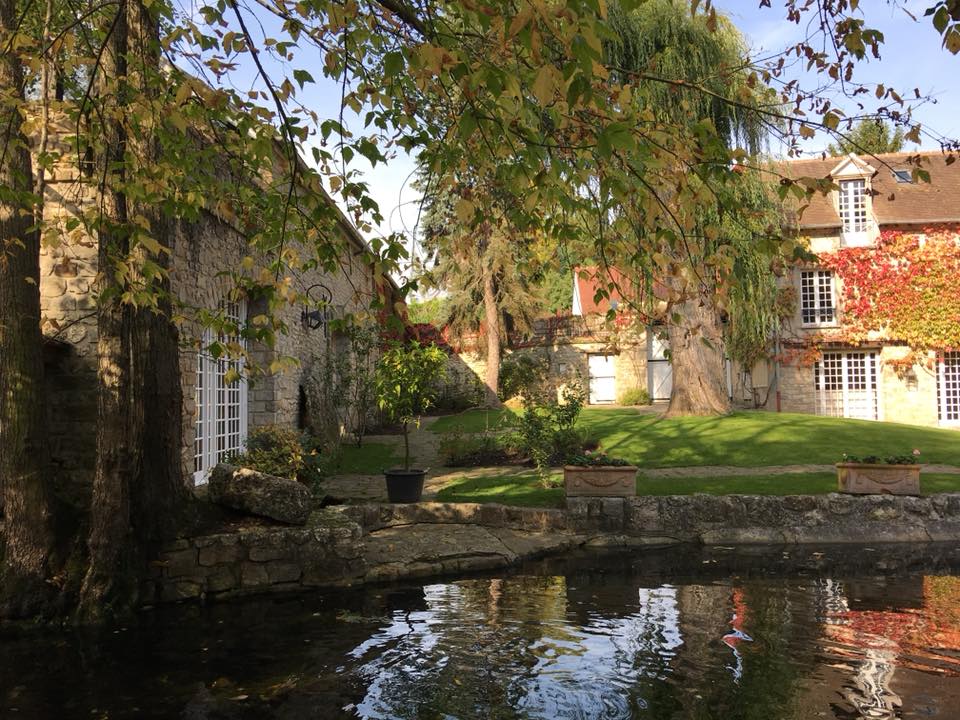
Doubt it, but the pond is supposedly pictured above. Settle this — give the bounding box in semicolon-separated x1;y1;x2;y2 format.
4;544;960;719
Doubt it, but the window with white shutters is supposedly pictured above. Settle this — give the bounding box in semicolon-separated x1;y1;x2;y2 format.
800;270;836;326
814;351;879;421
938;352;960;425
193;300;248;484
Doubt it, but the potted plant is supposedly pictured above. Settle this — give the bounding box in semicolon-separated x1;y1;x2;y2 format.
375;340;448;502
836;449;922;496
564;450;638;498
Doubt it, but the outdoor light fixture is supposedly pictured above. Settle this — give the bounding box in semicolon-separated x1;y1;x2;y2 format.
301;283;334;331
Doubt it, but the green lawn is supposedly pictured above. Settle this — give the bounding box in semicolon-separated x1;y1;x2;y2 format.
434;470;960;507
577;409;960;468
430;409;519;434
435;471;563;507
336;441;401;474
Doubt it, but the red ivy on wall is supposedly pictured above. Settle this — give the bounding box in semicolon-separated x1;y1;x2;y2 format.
819;226;960;351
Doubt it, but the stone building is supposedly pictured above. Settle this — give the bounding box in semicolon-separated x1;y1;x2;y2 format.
37;121;398;496
758;151;960;428
450;278;653;407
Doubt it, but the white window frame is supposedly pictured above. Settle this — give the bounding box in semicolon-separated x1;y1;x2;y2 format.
938;351;960;426
838;178;871;246
799;270;836;327
814;351;881;421
193;300;248;485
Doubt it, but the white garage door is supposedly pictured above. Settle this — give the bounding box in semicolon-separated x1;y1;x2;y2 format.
588;354;616;404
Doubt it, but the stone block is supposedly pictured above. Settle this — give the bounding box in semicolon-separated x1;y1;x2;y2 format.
241;562;269;587
265;561;302;584
162;548;198;578
204;566;239;593
161;580;203;602
198;542;245;567
248;545;289;562
208;464;312;524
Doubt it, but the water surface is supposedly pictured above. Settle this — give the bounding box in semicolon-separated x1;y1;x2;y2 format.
4;544;960;719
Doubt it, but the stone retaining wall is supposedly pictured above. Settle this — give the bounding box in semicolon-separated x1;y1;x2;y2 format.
148;510;363;604
148;493;960;605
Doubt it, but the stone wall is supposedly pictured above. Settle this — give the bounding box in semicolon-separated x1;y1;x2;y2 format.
146;492;960;606
448;321;649;405
149;510;364;603
35;120;389;496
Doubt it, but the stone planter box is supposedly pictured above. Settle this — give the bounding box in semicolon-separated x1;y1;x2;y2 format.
564;465;638;497
836;463;921;496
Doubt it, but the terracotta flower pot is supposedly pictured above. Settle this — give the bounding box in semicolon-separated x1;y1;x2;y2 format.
564;465;638;497
836;463;921;496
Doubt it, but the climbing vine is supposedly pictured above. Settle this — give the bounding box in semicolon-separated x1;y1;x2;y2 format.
820;225;960;352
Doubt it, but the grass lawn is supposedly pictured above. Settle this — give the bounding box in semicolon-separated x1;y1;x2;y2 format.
435;471;563;507
434;470;960;507
577;409;960;468
430;408;519;434
336;441;401;474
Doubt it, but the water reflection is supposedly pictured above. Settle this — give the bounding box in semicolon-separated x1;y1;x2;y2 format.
3;546;960;719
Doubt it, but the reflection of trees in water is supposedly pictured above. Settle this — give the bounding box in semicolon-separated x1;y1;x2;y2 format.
347;575;692;719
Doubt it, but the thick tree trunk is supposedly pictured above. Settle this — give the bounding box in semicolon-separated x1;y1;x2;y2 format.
77;1;137;622
482;264;501;407
0;0;56;618
665;295;731;417
78;0;185;622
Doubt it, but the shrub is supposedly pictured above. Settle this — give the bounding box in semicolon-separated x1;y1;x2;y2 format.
517;376;590;483
227;425;329;486
499;354;549;402
375;341;448;470
565;450;632;467
619;387;651;406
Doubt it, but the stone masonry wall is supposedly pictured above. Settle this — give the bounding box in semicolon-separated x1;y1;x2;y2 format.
149;510;364;603
36;119;387;494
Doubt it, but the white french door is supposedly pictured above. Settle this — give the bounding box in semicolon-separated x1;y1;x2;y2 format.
938;351;960;426
814;351;879;421
193;300;248;485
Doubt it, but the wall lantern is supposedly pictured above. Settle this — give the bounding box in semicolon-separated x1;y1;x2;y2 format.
301;283;335;332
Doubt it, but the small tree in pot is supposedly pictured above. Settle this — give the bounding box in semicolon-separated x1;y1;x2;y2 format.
375;340;448;502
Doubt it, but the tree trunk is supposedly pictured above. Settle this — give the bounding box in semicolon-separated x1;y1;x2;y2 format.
482;264;501;407
77;1;138;622
78;0;185;622
665;295;731;417
0;0;56;619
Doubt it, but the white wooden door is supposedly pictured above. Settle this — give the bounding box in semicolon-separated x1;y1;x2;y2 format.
588;354;616;404
647;332;672;400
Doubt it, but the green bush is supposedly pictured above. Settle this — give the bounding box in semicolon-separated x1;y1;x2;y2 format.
498;354;549;402
439;426;520;466
619;387;651;406
517;376;590;482
227;425;329;486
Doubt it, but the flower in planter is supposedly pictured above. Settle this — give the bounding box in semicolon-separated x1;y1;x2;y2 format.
841;450;921;465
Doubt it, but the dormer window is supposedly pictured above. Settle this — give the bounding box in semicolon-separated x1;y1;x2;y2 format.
838;179;868;234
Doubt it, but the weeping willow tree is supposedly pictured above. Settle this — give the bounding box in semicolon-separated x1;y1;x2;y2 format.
602;0;785;416
417;173;541;406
